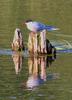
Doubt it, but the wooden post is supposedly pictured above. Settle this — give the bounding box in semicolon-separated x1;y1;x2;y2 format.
11;28;24;51
28;32;38;54
39;30;47;53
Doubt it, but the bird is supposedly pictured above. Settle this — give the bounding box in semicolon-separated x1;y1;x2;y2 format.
24;20;59;33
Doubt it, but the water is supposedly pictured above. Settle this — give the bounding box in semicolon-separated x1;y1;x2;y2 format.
0;50;72;100
0;0;72;100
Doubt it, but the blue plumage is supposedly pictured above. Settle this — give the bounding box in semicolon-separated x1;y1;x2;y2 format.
25;21;59;32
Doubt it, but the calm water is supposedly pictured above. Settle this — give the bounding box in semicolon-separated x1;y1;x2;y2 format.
0;51;72;100
0;0;72;100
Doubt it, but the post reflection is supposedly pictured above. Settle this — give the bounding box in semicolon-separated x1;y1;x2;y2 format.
12;51;23;74
26;55;56;90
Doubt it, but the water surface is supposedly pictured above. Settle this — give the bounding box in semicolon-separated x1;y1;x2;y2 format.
0;0;72;100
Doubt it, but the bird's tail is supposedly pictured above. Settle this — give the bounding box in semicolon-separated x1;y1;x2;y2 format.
45;25;59;31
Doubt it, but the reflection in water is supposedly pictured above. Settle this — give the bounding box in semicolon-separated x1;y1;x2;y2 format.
46;54;56;67
12;50;57;90
26;56;46;90
12;52;59;90
26;54;56;90
12;51;23;74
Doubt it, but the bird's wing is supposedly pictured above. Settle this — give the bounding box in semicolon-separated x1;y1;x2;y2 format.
33;22;46;31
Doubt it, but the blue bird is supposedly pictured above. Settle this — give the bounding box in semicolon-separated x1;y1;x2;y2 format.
24;20;59;33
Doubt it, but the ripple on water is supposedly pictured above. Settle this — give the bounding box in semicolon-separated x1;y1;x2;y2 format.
9;96;17;100
0;40;72;55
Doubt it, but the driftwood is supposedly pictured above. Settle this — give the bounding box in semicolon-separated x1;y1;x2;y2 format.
28;30;47;54
28;32;37;53
28;30;56;56
11;28;25;51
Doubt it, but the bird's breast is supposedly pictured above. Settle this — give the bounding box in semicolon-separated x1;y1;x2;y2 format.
26;22;39;32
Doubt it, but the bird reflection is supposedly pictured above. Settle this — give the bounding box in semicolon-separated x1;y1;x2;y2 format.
12;51;23;74
26;54;56;90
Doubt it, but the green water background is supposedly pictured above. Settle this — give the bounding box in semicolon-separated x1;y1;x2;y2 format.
0;0;72;100
0;0;72;48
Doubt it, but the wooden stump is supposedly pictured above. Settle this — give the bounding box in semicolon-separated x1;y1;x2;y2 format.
11;28;25;51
